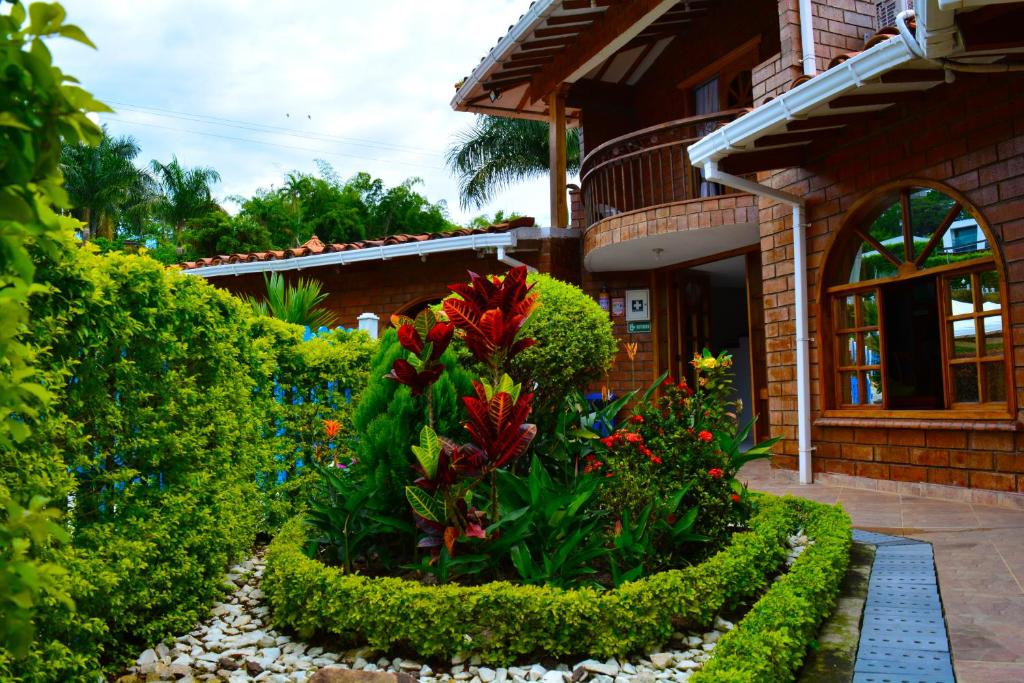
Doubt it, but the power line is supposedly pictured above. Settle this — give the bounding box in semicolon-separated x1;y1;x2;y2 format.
99;97;446;157
108;117;446;172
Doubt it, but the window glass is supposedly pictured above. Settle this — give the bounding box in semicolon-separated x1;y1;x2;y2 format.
983;362;1006;403
947;274;973;311
950;319;977;358
841;372;859;405
840;334;858;366
982;315;1003;357
953;363;979;403
836;295;856;329
849;240;899;283
909;189;958;261
860;291;879;326
979;270;1000;309
865;370;884;405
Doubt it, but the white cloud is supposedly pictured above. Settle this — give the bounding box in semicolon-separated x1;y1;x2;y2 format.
50;0;555;227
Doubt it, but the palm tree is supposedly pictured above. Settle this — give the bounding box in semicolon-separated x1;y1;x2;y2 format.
150;156;222;242
446;116;581;210
244;272;336;329
60;128;156;241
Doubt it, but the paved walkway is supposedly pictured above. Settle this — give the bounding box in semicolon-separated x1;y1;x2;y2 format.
741;460;1024;683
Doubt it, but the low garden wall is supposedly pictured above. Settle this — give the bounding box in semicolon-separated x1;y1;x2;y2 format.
264;496;851;673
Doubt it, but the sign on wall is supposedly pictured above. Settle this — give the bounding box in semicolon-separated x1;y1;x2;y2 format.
624;289;650;322
611;297;625;317
627;321;651;333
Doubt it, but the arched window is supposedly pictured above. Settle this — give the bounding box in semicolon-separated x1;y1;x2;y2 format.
823;182;1011;416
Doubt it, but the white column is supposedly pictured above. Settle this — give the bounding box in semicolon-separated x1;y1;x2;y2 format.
357;312;380;340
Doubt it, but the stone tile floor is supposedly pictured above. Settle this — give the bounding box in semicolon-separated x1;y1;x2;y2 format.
741;460;1024;683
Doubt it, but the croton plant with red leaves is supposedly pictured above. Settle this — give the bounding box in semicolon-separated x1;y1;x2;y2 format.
385;267;539;556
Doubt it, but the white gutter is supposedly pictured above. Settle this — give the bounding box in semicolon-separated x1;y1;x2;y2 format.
451;0;559;110
798;0;818;76
497;246;538;274
181;232;518;279
702;161;814;485
688;34;917;166
937;0;1019;9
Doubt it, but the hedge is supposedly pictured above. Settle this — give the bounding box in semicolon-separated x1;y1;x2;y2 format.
691;498;852;683
262;496;850;664
1;247;374;681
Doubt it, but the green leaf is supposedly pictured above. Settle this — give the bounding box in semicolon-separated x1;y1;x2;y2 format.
410;425;440;480
0;112;31;130
57;24;96;48
405;486;442;523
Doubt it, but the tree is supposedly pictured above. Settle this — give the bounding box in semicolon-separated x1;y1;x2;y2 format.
182;211;272;260
467;209;524;229
149;156;222;242
446;116;581;210
60;127;155;241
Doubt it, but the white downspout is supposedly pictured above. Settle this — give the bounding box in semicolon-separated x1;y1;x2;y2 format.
798;0;818;76
496;246;538;274
703;162;814;485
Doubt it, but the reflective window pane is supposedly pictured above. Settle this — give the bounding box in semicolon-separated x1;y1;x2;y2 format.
864;331;881;366
867;200;904;251
982;315;1003;357
953;363;980;403
841;372;859;405
983;362;1007;403
865;370;884;405
923;217;991;268
850;241;900;283
840;334;858;366
860;291;879;326
979;270;1001;310
947;274;974;313
836;295;856;329
909;188;958;261
950;319;977;358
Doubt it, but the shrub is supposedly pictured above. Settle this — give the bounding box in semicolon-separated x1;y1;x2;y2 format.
512;274;616;417
690;498;852;683
263;495;845;664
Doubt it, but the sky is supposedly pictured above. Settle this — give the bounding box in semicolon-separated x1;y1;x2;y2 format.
50;0;554;227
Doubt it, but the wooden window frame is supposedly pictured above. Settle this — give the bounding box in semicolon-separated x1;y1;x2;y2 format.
819;181;1014;422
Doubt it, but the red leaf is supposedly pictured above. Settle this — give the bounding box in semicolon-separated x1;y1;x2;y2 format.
493;423;537;469
444;526;459;556
397;324;423;355
508;337;536;359
488;391;514;429
426;322;454;361
478;308;505;348
465;522;486;540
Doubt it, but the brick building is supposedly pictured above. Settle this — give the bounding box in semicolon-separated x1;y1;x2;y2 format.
184;0;1024;502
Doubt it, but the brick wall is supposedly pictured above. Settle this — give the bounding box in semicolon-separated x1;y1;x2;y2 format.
758;71;1024;492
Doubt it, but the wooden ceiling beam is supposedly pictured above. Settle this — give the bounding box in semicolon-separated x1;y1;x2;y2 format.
719;147;807;175
879;69;946;84
528;0;679;103
546;11;606;26
754;128;841;148
519;37;577;51
533;26;584;38
509;47;563;61
784;113;870;131
562;0;614;9
828;91;922;109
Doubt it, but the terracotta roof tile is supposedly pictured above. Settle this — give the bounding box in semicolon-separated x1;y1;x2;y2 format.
177;217;536;271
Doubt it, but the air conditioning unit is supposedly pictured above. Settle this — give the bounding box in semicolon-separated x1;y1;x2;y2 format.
875;0;913;28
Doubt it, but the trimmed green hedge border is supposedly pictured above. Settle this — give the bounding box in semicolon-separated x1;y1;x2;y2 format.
692;497;852;683
264;496;848;665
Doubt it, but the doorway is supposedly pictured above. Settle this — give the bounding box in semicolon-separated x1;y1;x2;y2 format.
654;251;770;443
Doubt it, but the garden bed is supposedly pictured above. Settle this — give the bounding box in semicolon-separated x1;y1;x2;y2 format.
263;494;851;678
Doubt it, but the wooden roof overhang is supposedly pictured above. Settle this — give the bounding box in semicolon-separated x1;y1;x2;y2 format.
451;0;716;121
687;2;1024;176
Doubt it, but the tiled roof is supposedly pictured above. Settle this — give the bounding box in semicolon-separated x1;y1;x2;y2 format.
177;217;536;271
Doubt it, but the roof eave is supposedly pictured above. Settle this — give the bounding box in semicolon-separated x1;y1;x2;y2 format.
687;36;917;169
450;0;559;112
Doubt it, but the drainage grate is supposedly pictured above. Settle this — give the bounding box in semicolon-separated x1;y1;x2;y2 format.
852;531;955;683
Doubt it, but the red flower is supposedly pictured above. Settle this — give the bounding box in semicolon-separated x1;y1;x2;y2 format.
698;430;714;443
731;493;741;503
323;419;341;439
599;436;615;448
661;376;675;388
624;432;643;444
708;468;725;479
629;414;644;424
650;455;662;464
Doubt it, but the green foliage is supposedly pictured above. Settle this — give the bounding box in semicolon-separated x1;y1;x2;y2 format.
512;274;617;419
467;209;523;229
446;115;582;210
690;499;852;683
149;155;222;239
351;328;472;512
597;353;774;558
235;163;457;249
181;210;272;260
264;495;848;664
0;0;106;672
59;126;155;241
244;271;337;328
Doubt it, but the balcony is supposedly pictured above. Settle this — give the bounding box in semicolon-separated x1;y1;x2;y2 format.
579;111;759;272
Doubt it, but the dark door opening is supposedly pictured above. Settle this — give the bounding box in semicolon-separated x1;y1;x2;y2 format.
881;276;944;409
